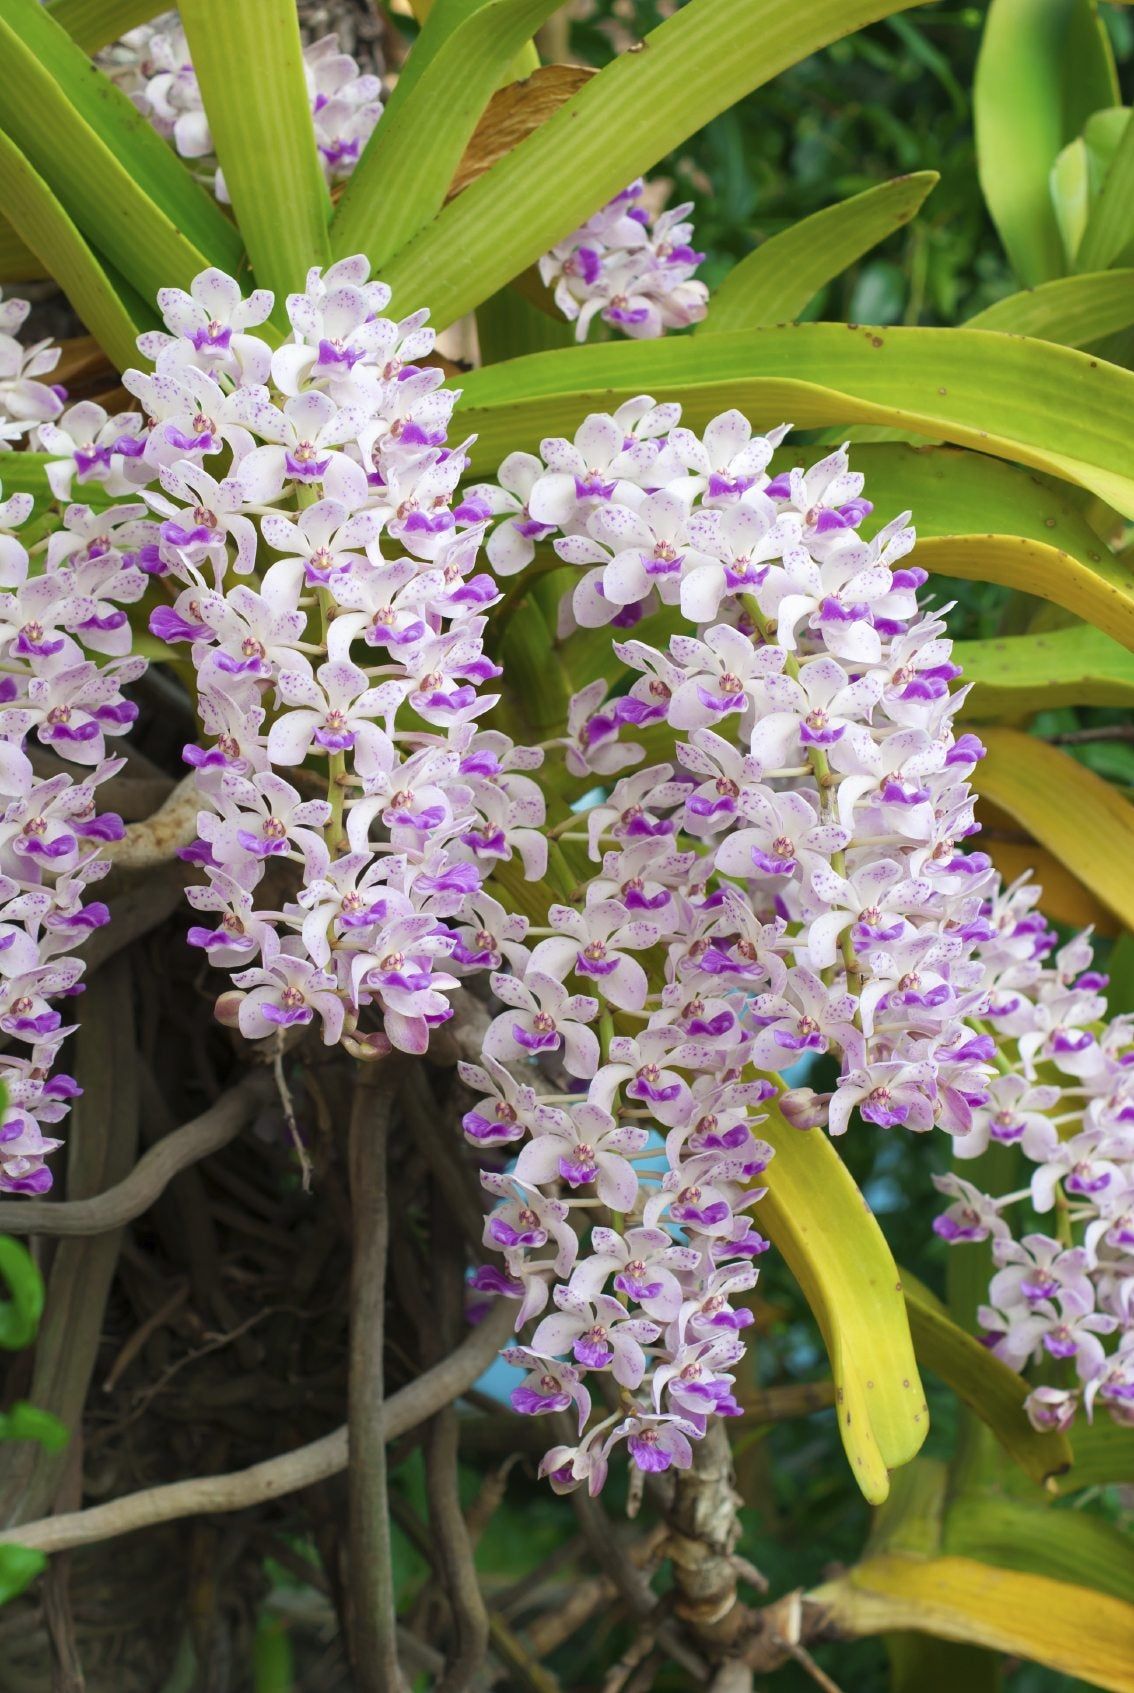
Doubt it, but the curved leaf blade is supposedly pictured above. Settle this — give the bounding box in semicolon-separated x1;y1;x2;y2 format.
0;216;45;283
379;0;929;327
902;1275;1071;1488
754;1113;928;1504
331;0;564;269
702;173;939;333
47;0;168;53
973;728;1134;928
1077;107;1134;272
975;0;1119;285
953;626;1134;717
813;1555;1134;1691
966;269;1134;345
943;1496;1134;1604
180;0;329;305
0;0;240;280
0;128;147;369
454;326;1134;518
0;1234;44;1352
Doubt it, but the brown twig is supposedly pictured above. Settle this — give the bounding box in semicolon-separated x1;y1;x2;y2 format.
0;1299;516;1554
0;1073;272;1238
346;1061;404;1693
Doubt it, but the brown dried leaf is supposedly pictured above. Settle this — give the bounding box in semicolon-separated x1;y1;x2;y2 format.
447;64;595;203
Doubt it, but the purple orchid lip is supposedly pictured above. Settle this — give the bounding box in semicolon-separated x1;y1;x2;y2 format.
512;1023;560;1053
20;832;77;860
695;685;745;715
614;1271;663;1300
799;720;844;746
686;794;735;819
313;726;356;751
190;323;232;351
315;338;363;370
512;1385;570;1416
573;474;616;501
558;1154;598;1187
574;1335;612;1369
237;828;289;858
488;1218;545;1250
187;924;254;953
459;827;507;856
151;607;209;644
285;451;330;480
166;426;216;453
574;953;619;978
749;846;795;876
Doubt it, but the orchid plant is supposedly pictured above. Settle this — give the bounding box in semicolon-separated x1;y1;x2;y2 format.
0;0;1131;1688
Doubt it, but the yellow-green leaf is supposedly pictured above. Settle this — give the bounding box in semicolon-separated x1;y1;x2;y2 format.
180;0;330;306
754;1113;928;1504
944;1495;1134;1604
1078;107;1134;272
0;215;45;283
702;173;939;333
902;1274;1071;1488
966;270;1134;346
453;326;1134;519
0;128;147;370
46;0;167;52
954;626;1134;718
379;0;931;328
973;728;1134;929
813;1554;1134;1691
975;0;1119;285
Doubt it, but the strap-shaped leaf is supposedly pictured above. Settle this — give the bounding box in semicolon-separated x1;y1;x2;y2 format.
332;0;565;269
966;269;1134;345
954;626;1134;717
974;728;1134;929
0;128;148;369
454;326;1134;518
1061;1416;1134;1490
702;173;939;333
975;0;1119;284
0;215;44;283
47;0;168;53
755;1112;927;1504
378;0;928;327
944;1495;1134;1604
180;0;330;306
1077;106;1134;272
902;1276;1070;1488
813;1555;1134;1691
0;1234;43;1352
0;0;240;284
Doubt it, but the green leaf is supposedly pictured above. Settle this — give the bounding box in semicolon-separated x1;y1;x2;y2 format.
952;626;1134;718
1061;1415;1134;1490
453;326;1134;519
901;1274;1071;1488
0;128;148;369
1077;107;1134;272
0;0;240;284
974;727;1134;929
331;0;564;269
965;270;1134;346
47;0;169;53
0;1543;45;1606
887;1635;999;1693
180;0;330;306
0;215;44;283
847;444;1134;650
813;1554;1134;1690
944;1495;1134;1604
975;0;1119;284
0;1402;69;1452
754;1112;928;1505
702;173;939;333
378;0;929;328
0;1234;44;1352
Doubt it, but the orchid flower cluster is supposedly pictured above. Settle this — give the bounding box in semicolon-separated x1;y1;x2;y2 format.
464;402;1134;1469
0;289;65;450
22;244;1132;1474
933;909;1134;1432
538;178;709;342
0;490;147;1194
0;290;149;1195
98;14;384;193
